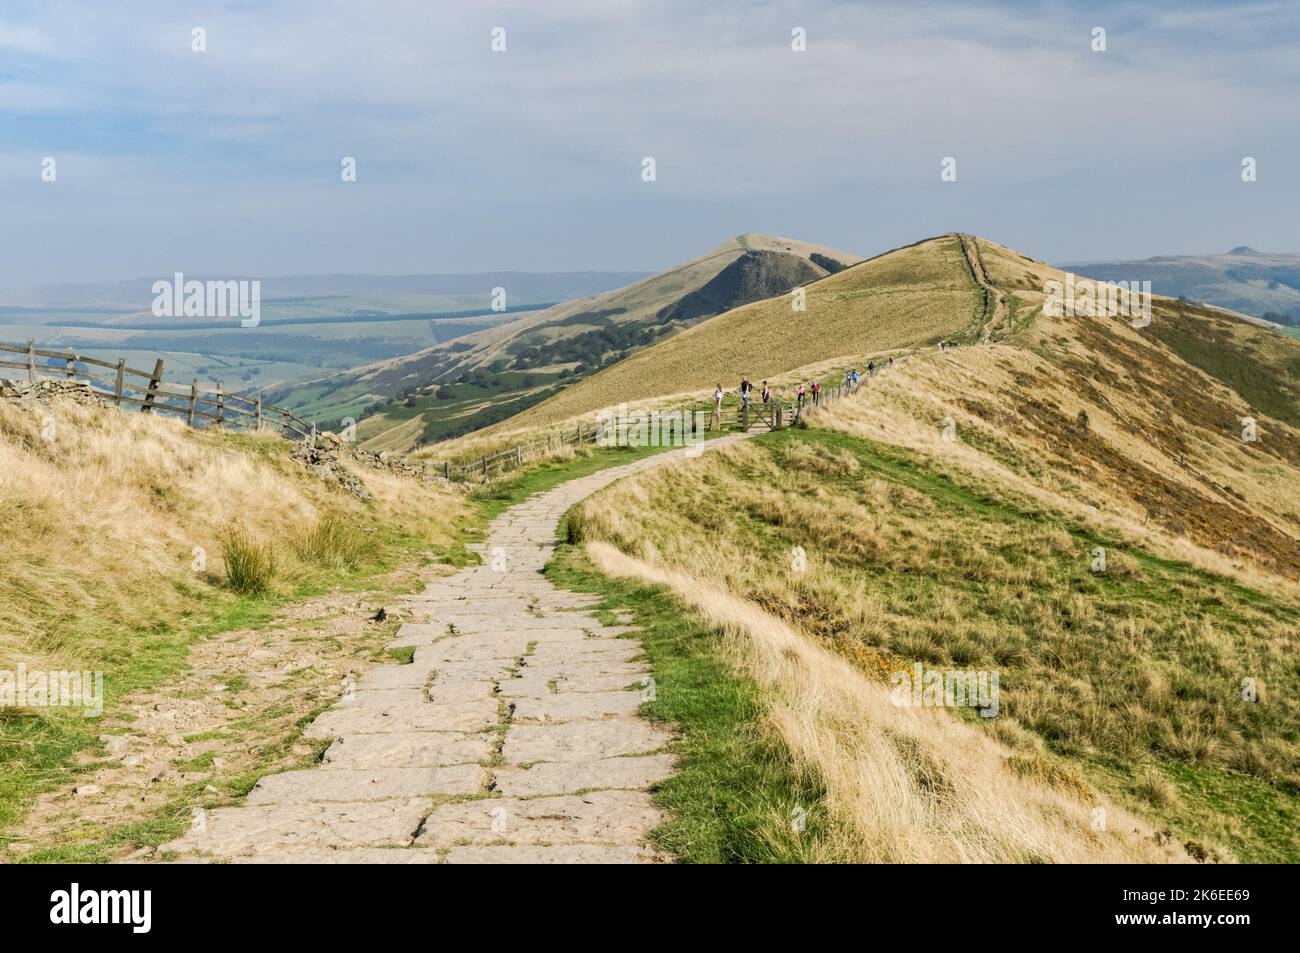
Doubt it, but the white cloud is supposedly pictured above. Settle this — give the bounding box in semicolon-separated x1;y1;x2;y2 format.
0;0;1296;281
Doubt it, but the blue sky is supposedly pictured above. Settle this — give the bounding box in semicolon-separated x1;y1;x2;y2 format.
1;0;1297;286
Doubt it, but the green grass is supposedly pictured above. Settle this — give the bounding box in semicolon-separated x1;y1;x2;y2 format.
1;432;732;860
221;525;277;594
568;424;1300;862
1085;756;1300;863
0;520;440;857
464;437;727;524
545;543;826;862
1149;307;1300;426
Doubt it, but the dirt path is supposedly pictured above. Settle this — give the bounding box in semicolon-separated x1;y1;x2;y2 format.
959;234;1009;340
159;435;746;864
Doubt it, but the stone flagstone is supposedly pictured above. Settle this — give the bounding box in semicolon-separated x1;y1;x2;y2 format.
154;435;745;864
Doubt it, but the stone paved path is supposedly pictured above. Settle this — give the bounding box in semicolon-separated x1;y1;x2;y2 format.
159;436;743;864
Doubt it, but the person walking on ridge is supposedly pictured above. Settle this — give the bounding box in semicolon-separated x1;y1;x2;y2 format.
710;383;723;431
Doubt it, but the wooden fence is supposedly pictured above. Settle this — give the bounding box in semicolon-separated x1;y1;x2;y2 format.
3;335;877;482
429;374;868;480
0;340;316;440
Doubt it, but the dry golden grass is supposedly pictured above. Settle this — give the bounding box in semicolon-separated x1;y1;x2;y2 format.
587;541;1188;863
0;398;466;673
811;326;1300;595
343;233;865;395
508;234;980;427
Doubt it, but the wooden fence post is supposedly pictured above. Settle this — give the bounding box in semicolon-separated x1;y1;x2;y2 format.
776;402;784;430
187;379;198;427
215;381;225;426
141;358;165;413
114;358;125;406
577;422;583;443
515;445;523;466
255;395;263;431
310;422;317;445
25;339;35;383
65;348;76;379
444;461;450;480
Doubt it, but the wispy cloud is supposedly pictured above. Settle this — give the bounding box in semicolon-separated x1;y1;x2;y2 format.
0;0;1296;285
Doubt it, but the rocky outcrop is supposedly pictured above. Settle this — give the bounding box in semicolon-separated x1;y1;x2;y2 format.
0;378;108;407
292;431;464;498
291;433;372;500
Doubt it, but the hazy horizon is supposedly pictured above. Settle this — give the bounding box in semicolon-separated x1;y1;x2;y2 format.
3;0;1298;286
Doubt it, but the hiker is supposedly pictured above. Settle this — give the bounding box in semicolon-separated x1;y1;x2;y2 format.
845;369;852;388
888;356;894;368
797;382;806;407
812;381;822;406
867;360;875;376
852;368;859;386
739;375;753;410
939;340;946;352
710;383;723;431
761;381;771;406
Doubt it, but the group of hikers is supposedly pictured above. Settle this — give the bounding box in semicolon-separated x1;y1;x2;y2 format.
708;356;895;430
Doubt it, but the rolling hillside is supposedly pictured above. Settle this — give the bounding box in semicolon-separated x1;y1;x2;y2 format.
1065;247;1300;325
550;234;1300;862
284;234;863;450
0;271;648;430
503;233;983;427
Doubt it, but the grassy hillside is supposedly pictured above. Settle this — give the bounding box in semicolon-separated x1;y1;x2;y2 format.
505;234;981;428
569;426;1298;861
297;234;863;452
0;397;467;845
2;274;647;428
546;235;1300;862
1064;247;1300;324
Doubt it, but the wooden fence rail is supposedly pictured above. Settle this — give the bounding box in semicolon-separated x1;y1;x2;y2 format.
5;337;878;483
428;373;867;481
0;340;315;440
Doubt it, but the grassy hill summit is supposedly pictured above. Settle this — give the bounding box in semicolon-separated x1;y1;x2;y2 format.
489;232;1300;862
502;233;985;427
274;234;862;451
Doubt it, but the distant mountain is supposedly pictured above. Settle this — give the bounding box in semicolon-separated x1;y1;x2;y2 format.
0;271;649;323
1062;248;1300;325
278;234;864;449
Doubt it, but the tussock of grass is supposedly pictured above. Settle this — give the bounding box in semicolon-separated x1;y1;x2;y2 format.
292;512;378;571
222;525;277;594
1134;769;1181;809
